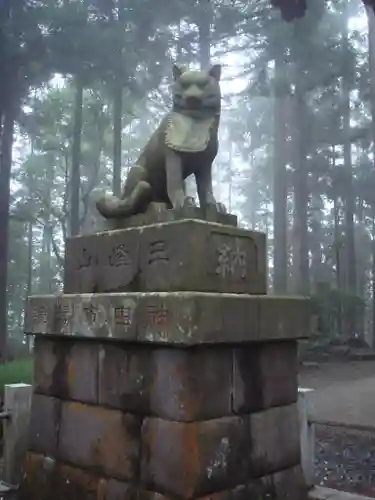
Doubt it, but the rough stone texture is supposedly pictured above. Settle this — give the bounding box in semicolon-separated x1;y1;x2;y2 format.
98;344;151;413
24;295;55;335
196;485;250;500
34;337;99;403
20;453;141;500
150;347;232;421
19;453;56;500
34;337;59;396
263;465;308;500
54;463;99;500
63;220;266;295
141;416;249;498
28;394;61;456
64;342;99;403
58;401;140;480
249;404;301;477
151;346;233;422
232;341;298;413
25;292;309;344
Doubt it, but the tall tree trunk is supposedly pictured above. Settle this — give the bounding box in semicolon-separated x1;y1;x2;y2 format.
273;52;288;293
26;221;33;299
112;0;125;197
228;142;233;213
113;83;122;197
70;78;83;237
367;5;375;346
291;76;309;295
333;195;343;336
372;211;375;349
197;0;211;69
0;95;17;360
342;3;357;336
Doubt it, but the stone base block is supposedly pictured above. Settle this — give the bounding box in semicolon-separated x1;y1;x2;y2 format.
31;337;299;419
63;219;266;295
20;453;307;500
22;335;307;499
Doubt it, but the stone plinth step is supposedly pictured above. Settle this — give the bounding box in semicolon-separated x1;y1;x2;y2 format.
101;201;238;230
64;219;266;295
25;292;310;344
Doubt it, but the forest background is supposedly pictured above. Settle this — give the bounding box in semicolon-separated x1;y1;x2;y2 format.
1;0;374;361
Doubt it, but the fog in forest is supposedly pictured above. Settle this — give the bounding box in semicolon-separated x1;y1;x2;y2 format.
1;0;375;356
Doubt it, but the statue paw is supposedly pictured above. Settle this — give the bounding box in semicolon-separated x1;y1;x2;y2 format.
205;200;227;214
216;202;227;214
184;196;197;208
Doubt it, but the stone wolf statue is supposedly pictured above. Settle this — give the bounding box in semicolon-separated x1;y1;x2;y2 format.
96;64;226;219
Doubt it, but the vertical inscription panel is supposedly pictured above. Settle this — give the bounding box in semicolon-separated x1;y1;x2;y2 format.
139;220;267;294
64;235;100;294
206;231;266;294
64;229;140;294
96;230;140;292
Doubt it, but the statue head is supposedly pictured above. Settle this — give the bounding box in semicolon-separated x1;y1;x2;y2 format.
171;64;222;117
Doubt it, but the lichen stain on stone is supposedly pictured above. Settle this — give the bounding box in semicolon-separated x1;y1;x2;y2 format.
183;423;203;497
67;360;75;389
206;436;230;480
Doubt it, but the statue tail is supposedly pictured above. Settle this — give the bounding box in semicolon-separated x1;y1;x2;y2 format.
96;195;135;219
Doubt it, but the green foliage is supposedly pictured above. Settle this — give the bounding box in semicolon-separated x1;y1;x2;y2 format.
311;282;366;337
0;359;33;389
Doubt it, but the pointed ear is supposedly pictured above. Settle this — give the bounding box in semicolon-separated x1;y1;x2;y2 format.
209;64;221;81
172;64;183;81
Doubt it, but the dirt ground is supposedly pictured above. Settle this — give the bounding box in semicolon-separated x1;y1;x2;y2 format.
299;360;375;427
299;360;375;392
299;361;375;496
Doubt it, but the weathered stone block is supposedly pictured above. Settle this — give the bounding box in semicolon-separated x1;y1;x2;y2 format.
54;463;99;500
65;342;99;403
24;295;55;335
97;478;137;500
258;296;310;340
232;341;298;413
150;347;232;421
261;465;307;500
34;337;59;396
249;404;301;477
98;344;151;413
28;395;61;456
141;416;249;498
21;454;143;500
196;485;249;500
25;293;309;345
34;338;99;403
58;401;140;480
19;453;56;500
64;220;266;295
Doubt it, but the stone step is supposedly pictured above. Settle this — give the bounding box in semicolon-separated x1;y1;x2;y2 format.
24;292;309;344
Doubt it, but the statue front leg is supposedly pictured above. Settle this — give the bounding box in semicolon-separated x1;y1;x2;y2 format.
166;149;186;210
195;165;227;214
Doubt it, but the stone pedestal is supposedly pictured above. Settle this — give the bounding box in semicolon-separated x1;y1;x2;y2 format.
21;215;310;500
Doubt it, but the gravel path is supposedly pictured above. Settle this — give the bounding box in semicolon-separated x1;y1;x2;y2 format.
315;424;375;497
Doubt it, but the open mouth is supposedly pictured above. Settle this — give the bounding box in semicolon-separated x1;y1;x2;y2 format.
185;97;202;109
